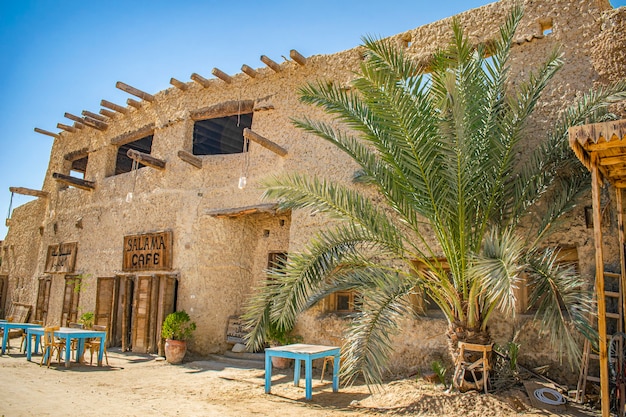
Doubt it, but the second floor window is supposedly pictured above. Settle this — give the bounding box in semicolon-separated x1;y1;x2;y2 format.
193;113;253;155
115;135;153;175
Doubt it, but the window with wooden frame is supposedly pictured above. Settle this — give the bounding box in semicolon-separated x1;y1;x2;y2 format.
60;275;81;326
328;291;362;313
412;258;450;314
115;135;153;175
193;113;253;155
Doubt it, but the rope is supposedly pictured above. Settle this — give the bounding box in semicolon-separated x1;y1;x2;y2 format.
6;191;14;220
533;388;565;405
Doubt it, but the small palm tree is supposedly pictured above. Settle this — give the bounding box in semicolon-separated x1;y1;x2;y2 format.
244;6;626;387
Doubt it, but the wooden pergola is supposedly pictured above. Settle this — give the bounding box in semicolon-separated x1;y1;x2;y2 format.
569;119;626;417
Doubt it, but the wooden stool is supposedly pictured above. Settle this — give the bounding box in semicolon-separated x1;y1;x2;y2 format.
453;342;493;393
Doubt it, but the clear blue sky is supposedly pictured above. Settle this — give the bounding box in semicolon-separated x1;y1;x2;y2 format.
0;0;624;239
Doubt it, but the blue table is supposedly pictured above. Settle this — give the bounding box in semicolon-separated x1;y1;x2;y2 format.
25;327;106;367
265;343;340;400
0;322;42;354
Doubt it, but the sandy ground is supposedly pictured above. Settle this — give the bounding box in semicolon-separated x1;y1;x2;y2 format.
0;338;601;417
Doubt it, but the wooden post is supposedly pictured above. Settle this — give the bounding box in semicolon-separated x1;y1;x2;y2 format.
57;123;76;133
34;128;60;139
101;99;129;115
617;188;626;335
243;128;287;157
260;55;281;72
115;81;155;102
591;156;610;417
52;173;95;191
290;49;307;65
170;78;188;91
9;187;49;199
191;73;211;88
127;149;166;171
241;65;258;78
212;68;232;83
99;108;117;118
177;150;202;169
82;110;107;122
127;98;142;109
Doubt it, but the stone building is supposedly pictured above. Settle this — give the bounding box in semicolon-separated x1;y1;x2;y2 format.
1;0;625;380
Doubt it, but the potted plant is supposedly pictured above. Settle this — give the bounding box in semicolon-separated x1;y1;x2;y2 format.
266;322;302;369
79;312;94;329
161;310;196;364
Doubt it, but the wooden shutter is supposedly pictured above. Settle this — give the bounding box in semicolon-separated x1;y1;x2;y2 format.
0;275;7;318
61;275;80;326
156;275;178;356
95;277;118;346
131;275;154;353
35;277;52;323
119;276;135;352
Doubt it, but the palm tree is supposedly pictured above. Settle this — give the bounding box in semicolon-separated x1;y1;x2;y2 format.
244;6;626;387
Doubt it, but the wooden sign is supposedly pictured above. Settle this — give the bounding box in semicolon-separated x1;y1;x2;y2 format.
45;242;77;273
226;316;248;344
123;231;172;271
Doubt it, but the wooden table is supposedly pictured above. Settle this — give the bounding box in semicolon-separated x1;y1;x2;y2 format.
25;327;106;367
0;322;42;354
265;343;340;400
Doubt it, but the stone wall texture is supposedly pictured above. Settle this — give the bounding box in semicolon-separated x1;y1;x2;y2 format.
1;0;624;384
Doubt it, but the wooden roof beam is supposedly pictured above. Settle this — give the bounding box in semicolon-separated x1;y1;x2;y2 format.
65;112;107;131
127;149;165;171
243;128;287;157
115;81;155;102
177;150;202;169
170;77;188;91
191;73;211;88
260;55;281;72
82;110;107;122
241;65;258;78
52;173;95;191
99;108;117;118
57;123;76;133
290;49;307;65
101;99;129;115
34;128;60;139
9;187;49;199
212;68;232;84
127;98;142;109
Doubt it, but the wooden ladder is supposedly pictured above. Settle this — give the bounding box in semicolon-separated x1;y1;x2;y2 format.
576;270;624;403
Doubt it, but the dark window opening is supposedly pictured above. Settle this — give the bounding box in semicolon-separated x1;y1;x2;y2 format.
70;156;88;180
331;291;361;313
267;252;288;282
115;135;153;175
193;113;253;155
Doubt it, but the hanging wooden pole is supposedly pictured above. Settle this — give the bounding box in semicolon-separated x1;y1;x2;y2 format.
52;173;95;190
243;128;287;156
260;55;281;72
177;150;202;169
8;187;49;199
115;81;155;102
191;73;211;88
34;128;60;139
170;78;188;91
241;65;258;78
101;99;129;115
127;149;166;170
290;49;307;65
82;110;107;122
591;155;610;417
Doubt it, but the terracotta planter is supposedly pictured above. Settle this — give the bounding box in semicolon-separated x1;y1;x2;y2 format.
164;339;187;364
271;355;291;369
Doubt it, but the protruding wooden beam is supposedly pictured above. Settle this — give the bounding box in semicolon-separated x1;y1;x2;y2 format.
34;128;60;139
127;98;142;109
177;150;203;169
290;49;307;65
57;123;77;133
191;73;211;88
190;100;255;121
101;99;129;115
99;108;117;118
127;149;166;171
170;77;188;91
9;187;49;199
64;112;84;125
241;65;258;78
212;68;232;84
72;122;85;129
83;116;108;131
52;172;95;191
243;128;287;157
116;81;155;102
260;55;281;72
110;123;155;146
82;110;107;122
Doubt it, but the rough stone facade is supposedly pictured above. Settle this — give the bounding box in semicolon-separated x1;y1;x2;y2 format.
1;0;625;383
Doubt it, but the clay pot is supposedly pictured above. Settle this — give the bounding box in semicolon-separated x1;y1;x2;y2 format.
271;355;291;369
164;339;187;364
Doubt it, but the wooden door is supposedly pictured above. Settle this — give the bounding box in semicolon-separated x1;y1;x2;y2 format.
131;275;154;353
119;276;134;351
35;277;52;323
0;275;7;318
60;275;80;326
95;277;118;346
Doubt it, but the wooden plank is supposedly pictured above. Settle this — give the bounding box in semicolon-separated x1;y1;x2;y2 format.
123;231;173;271
241;64;258;78
110;123;155;146
260;55;281;72
82;110;107;122
44;242;78;273
101;99;129;115
617;188;626;337
52;172;95;190
116;81;155;102
131;276;152;353
290;49;307;65
170;77;188;91
34;128;60;138
212;67;232;83
226;316;247;344
205;203;278;218
190;100;254;121
243;128;288;156
191;72;211;87
177;150;203;169
9;187;49;199
127;149;166;171
148;274;159;353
